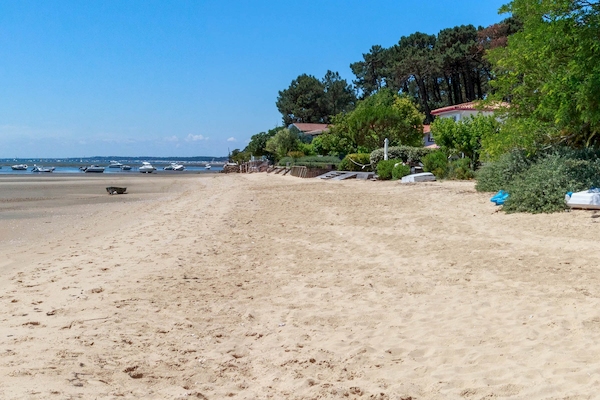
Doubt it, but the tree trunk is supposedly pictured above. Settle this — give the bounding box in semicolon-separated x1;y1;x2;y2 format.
444;74;453;105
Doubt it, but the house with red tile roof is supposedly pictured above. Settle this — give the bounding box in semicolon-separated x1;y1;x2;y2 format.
289;123;331;137
422;124;439;148
430;101;508;122
424;101;508;147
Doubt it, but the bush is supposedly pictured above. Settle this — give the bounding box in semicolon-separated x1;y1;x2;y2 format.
370;146;434;168
338;153;373;172
392;163;411;180
376;159;399;180
475;149;531;192
422;151;449;178
447;158;475;180
501;152;600;213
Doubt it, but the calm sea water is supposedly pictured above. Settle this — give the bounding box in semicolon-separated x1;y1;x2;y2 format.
0;159;223;174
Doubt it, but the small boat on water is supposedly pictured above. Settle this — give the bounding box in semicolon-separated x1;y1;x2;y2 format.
31;165;55;173
82;165;105;173
11;164;28;170
108;160;123;168
120;165;132;171
139;162;156;173
205;163;211;170
164;162;185;171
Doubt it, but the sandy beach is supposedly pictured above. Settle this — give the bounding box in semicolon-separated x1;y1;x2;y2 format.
1;173;600;399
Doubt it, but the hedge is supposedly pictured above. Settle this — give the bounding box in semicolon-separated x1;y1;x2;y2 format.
370;146;434;168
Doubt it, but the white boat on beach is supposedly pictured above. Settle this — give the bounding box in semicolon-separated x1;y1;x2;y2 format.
82;165;105;173
567;189;600;210
205;163;211;170
164;162;185;171
31;165;55;173
11;164;28;170
120;164;132;171
139;162;156;173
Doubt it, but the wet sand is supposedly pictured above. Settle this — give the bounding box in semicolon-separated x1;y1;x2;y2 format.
1;173;600;399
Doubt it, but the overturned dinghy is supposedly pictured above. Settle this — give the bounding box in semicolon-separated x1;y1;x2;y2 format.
106;186;127;195
401;172;436;183
566;189;600;210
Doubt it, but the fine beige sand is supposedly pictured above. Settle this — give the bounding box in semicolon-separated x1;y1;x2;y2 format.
2;173;600;399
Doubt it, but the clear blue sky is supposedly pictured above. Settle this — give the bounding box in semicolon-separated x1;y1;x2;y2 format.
0;0;508;158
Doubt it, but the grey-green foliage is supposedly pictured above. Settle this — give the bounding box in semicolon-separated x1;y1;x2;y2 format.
447;158;475;180
370;146;434;168
477;148;600;213
503;155;600;213
475;149;531;192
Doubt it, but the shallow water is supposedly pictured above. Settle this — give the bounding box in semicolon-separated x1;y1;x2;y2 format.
0;165;221;174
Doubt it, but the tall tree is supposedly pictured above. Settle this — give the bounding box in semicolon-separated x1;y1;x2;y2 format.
329;89;424;152
321;70;357;118
436;25;481;105
389;32;438;120
265;128;302;161
350;45;389;98
276;74;326;126
489;0;600;148
276;72;356;126
244;127;281;159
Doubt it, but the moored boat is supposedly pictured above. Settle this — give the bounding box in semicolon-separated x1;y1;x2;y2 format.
139;162;156;173
31;165;55;173
11;164;28;170
82;165;105;173
164;162;185;171
108;160;123;168
120;165;132;171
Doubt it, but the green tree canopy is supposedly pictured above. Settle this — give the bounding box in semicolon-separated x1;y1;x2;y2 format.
265;128;301;161
350;45;389;98
431;114;501;164
244;127;281;158
488;0;600;148
329;89;424;152
276;72;356;126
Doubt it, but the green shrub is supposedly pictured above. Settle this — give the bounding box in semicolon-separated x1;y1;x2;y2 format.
447;158;475;180
370;146;434;168
376;159;400;180
422;151;449;178
475;149;531;192
338;153;373;172
392;163;411;180
503;155;600;213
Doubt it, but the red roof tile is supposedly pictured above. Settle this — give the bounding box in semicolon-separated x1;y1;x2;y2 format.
291;123;330;132
431;101;508;116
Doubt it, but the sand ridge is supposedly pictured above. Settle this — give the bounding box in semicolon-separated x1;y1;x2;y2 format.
1;173;600;399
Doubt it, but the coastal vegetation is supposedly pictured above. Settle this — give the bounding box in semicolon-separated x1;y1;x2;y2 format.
229;0;600;213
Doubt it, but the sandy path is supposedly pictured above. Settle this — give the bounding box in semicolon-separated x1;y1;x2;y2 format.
1;173;600;399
